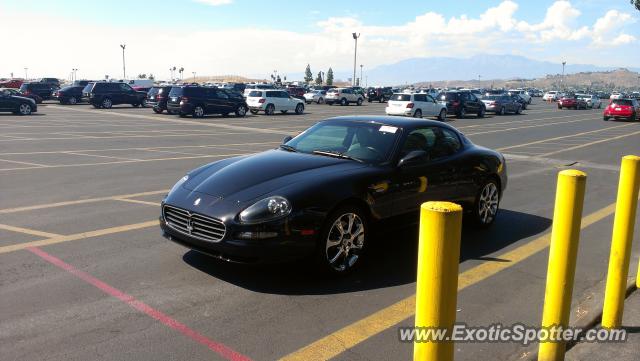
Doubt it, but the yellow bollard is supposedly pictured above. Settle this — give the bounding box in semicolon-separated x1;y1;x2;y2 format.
413;201;462;361
538;170;587;361
602;155;640;328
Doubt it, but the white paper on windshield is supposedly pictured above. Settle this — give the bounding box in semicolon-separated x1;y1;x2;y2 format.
379;126;398;133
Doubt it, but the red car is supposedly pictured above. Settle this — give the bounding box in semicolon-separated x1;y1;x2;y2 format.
603;98;639;121
558;96;587;109
0;79;24;89
287;86;306;100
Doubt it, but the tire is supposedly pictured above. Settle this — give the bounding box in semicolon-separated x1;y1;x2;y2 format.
472;179;500;228
140;99;147;108
557;104;562;109
152;107;162;114
515;106;521;115
101;98;112;109
192;105;205;118
92;103;101;109
413;109;422;118
499;107;505;115
265;104;275;115
132;103;140;108
603;116;609;121
18;103;32;115
235;105;247;117
328;102;333;106
598;103;602;109
315;205;368;275
340;98;348;106
250;109;259;115
179;113;187;118
630;113;637;122
356;98;363;106
68;96;77;105
295;103;304;115
368;98;372;103
477;107;485;118
457;107;466;118
438;108;447;121
317;97;324;104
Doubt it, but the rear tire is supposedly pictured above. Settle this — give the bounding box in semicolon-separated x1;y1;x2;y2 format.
499;107;505;115
438;108;447;121
192;105;205;118
18;103;32;115
457;107;466;118
317;97;324;104
235;105;247;117
356;98;363;106
250;109;259;115
413;109;422;118
340;98;348;106
477;107;485;118
68;96;77;105
515;106;521;115
101;98;112;109
603;116;609;121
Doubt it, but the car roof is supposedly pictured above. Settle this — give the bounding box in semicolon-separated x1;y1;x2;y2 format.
321;115;458;131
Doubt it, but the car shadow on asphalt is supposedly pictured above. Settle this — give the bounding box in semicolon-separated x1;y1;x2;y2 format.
182;209;551;295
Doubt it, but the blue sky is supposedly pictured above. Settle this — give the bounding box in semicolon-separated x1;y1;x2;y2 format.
0;0;638;81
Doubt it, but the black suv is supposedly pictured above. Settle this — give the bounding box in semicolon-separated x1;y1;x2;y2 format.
53;86;84;104
367;87;393;102
167;86;248;118
82;82;148;109
39;78;60;87
441;91;486;118
0;88;38;115
18;82;58;102
147;86;173;114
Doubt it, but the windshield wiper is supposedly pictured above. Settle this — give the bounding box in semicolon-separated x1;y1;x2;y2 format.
279;144;298;152
312;150;364;163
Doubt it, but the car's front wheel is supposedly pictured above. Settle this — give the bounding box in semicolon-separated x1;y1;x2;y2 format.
472;179;500;228
316;206;368;275
295;103;304;115
152;107;162;114
356;98;363;106
413;109;422;118
68;96;77;105
438;108;447;121
340;98;348;106
101;98;112;109
317;97;324;104
235;105;247;117
18;103;32;115
192;105;205;118
457;107;466;118
265;104;275;115
477;107;485;118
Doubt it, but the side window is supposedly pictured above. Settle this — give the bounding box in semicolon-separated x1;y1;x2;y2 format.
414;94;425;102
431;128;462;159
426;95;435;103
400;128;437;157
119;83;132;92
266;91;276;98
343;89;351;94
216;90;229;99
279;91;288;98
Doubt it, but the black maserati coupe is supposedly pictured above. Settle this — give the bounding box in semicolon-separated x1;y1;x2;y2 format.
160;116;507;274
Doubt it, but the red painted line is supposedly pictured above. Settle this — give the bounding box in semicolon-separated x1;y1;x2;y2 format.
27;246;252;361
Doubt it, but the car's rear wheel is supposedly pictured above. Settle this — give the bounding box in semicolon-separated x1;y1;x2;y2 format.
140;99;147;108
295;103;304;115
68;96;77;105
193;105;205;118
472;179;500;228
499;106;505;115
630;112;637;122
18;103;32;115
340;98;348;106
515;106;522;115
438;108;447;121
132;103;140;107
317;97;324;104
477;107;485;118
316;205;368;275
235;105;247;117
457;107;466;118
413;109;422;118
101;98;112;109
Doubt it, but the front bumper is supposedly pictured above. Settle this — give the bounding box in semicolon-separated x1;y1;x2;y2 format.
160;203;319;264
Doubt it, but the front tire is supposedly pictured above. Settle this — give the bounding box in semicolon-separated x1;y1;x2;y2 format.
250;109;259;115
317;97;324;104
315;206;368;275
265;104;275;115
68;96;77;105
477;107;485;118
472;180;500;228
413;109;422;118
340;98;348;106
235;105;247;117
101;98;113;109
152;107;163;114
457;107;466;118
18;103;32;115
356;98;363;106
295;103;304;115
192;105;205;118
438;108;447;121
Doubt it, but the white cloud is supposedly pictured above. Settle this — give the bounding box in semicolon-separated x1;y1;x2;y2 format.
193;0;233;6
0;1;636;80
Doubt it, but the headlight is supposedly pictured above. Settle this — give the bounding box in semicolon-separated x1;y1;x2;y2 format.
169;175;188;194
239;196;291;224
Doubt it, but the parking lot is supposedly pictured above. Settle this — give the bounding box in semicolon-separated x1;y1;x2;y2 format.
1;100;639;361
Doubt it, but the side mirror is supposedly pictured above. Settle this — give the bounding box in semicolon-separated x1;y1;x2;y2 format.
282;136;293;144
398;150;428;168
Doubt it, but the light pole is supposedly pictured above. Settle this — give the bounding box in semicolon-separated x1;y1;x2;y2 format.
478;74;481;86
561;61;566;89
320;71;325;85
352;32;360;87
72;68;78;82
192;72;196;82
120;44;126;79
359;64;363;87
24;67;28;80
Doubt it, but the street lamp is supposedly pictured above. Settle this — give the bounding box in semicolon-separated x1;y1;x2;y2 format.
120;44;126;79
561;61;566;89
352;32;360;87
72;68;78;82
192;72;196;82
359;64;363;87
24;67;28;80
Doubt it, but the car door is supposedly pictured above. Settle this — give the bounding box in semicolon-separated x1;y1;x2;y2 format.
425;95;438;116
0;90;13;111
390;127;460;215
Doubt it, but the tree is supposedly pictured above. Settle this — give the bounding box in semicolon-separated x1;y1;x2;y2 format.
315;71;323;85
137;73;147;79
632;0;640;11
304;64;313;84
148;74;155;80
326;68;334;86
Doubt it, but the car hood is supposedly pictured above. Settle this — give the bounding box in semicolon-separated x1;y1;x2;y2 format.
12;95;35;103
183;149;368;201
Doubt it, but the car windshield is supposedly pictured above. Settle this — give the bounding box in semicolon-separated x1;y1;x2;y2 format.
484;95;502;100
168;87;184;97
248;91;263;97
612;99;633;106
285;122;400;164
391;94;411;101
148;87;161;96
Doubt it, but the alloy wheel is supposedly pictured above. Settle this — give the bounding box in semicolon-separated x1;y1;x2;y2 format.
19;103;31;115
478;182;499;225
325;213;365;272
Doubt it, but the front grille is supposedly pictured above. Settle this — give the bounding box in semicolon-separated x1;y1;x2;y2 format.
163;205;226;242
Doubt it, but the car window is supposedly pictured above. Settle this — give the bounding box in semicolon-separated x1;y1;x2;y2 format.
248;90;263;97
431;128;462;159
400;128;437;157
119;83;132;92
426;95;435;102
215;90;229;99
265;91;278;98
391;94;411;101
82;84;94;93
414;94;426;102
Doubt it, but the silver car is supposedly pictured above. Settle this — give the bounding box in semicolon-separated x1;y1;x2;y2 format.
576;94;602;109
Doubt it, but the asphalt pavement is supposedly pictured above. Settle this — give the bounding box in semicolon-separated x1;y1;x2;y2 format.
0;99;639;361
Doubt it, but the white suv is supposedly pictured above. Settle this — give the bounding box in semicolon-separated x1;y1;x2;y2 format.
246;90;305;115
386;93;448;120
243;84;275;98
325;88;364;106
542;91;559;101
